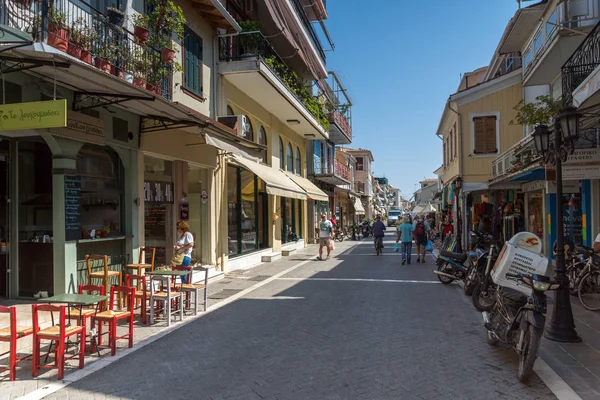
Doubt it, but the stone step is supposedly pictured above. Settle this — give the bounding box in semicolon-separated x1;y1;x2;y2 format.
261;252;282;262
281;248;297;256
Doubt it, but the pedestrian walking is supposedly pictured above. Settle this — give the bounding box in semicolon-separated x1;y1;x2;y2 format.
317;213;333;260
373;215;386;251
413;214;430;263
397;217;414;265
173;220;194;283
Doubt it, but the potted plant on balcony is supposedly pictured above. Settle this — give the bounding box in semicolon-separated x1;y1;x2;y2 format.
147;0;185;63
132;13;149;44
67;18;85;59
78;26;97;64
238;20;261;58
95;46;114;74
47;8;68;52
132;48;149;88
107;6;125;27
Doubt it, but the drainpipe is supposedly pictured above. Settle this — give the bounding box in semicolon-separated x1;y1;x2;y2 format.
447;100;465;252
213;31;241;119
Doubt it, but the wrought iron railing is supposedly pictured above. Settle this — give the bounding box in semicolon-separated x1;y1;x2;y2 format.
1;0;173;100
289;0;326;62
219;31;328;128
328;109;352;140
562;20;600;106
313;158;350;181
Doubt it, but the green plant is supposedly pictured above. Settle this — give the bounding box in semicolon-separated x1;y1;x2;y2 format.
147;0;186;49
48;8;67;29
238;21;262;55
96;45;115;60
69;17;85;43
132;13;149;29
339;103;350;115
79;25;97;50
510;95;563;126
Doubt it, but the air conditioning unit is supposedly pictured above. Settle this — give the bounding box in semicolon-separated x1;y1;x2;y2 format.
217;115;251;138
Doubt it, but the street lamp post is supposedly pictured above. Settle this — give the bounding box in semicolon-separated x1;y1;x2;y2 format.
531;108;581;343
454;177;463;253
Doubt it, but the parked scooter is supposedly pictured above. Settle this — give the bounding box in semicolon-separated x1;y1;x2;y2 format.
361;221;372;238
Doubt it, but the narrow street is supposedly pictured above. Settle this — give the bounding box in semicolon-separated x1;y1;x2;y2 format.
45;233;555;400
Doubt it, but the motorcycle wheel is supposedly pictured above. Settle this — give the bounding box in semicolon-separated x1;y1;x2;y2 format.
486;330;499;346
336;235;344;243
517;325;541;383
436;260;455;284
472;283;496;312
463;265;477;296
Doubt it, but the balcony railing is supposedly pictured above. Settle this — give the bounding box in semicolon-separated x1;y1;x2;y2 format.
490;135;541;182
562;20;600;106
219;32;330;130
289;0;326;62
327;109;352;140
313;158;350;181
1;0;173;100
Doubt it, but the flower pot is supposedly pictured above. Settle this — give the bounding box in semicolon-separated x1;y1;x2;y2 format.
107;9;125;26
161;47;175;63
133;77;146;88
146;82;161;95
79;49;92;64
134;26;148;44
15;0;31;7
47;24;68;52
110;65;124;79
95;57;111;73
67;42;82;59
100;231;108;238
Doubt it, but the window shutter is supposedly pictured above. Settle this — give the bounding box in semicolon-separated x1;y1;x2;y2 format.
484;116;497;153
473;116;497;154
184;29;203;96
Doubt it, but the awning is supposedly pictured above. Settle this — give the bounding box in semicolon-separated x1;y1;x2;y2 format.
352;197;365;214
283;171;328;201
509;168;546;182
463;182;489;194
230;155;306;200
203;133;262;162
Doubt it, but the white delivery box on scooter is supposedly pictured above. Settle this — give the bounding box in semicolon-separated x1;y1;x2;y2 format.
491;232;549;296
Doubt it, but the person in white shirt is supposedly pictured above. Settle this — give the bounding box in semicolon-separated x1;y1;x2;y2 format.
593;233;600;253
317;213;333;261
174;220;194;283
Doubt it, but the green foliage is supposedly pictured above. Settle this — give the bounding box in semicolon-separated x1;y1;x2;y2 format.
48;8;67;29
147;0;186;49
239;20;261;32
339;103;350;115
132;13;149;29
511;95;563;126
96;45;115;60
69;17;85;44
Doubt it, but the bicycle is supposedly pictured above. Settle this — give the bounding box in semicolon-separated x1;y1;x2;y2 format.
374;236;383;255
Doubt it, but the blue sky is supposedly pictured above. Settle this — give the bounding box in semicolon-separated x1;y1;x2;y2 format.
322;0;521;198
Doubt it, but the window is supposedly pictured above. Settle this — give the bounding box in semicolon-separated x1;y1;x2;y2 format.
472;115;498;155
243;115;254;141
295;147;301;175
279;137;284;169
533;32;543;54
258;126;267;146
453;122;458;157
546;10;557;37
443;140;447;166
449;131;453;162
183;27;203;97
356;156;364;171
523;48;533;69
286;143;293;173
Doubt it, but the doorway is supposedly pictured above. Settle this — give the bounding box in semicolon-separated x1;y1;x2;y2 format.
0;140;9;297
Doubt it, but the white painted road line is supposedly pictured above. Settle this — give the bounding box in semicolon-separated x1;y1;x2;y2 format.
534;358;583;400
277;277;442;284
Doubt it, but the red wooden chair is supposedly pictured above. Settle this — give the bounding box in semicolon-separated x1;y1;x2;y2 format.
0;306;33;380
126;274;147;324
95;286;135;356
32;304;85;380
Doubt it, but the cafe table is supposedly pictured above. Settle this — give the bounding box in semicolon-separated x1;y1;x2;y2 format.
146;270;188;326
38;293;108;355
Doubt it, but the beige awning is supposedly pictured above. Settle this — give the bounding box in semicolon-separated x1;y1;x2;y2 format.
353;196;365;214
283;171;328;201
230;155;306;200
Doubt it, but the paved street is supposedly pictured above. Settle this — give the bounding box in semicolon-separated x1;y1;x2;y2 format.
44;233;556;400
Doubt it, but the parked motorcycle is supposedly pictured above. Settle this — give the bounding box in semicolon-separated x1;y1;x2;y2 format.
333;229;345;242
471;243;499;311
483;272;559;382
361;222;372;238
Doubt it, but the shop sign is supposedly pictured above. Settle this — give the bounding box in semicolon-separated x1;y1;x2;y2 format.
144;180;174;203
66;111;105;137
521;180;545;193
564;148;600;165
562;165;600;180
0;99;67;131
201;190;208;205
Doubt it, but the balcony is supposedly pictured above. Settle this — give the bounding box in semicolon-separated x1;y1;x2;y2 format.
321;71;352;144
312;158;351;185
300;0;327;21
490;135;542;184
563;20;600;107
288;0;326;62
0;0;173;100
219;32;329;139
523;1;600;86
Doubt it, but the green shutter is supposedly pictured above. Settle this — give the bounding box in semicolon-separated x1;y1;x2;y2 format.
183;28;203;96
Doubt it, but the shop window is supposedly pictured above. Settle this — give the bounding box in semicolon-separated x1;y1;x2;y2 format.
295;147;301;176
112;116;130;143
281;197;295;244
2;80;21;104
227;165;261;256
472;114;499;155
279;136;284;169
240;169;257;253
227;166;240;255
183;27;203;97
144;157;174;266
186;165;204;261
286;143;293;173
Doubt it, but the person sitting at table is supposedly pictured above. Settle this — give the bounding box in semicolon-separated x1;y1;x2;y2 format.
173;220;194;283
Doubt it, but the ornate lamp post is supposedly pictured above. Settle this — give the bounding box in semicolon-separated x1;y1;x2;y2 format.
531;107;581;343
453;177;463;252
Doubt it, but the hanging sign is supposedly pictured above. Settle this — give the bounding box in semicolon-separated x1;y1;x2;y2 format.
0;99;67;131
201;190;208;205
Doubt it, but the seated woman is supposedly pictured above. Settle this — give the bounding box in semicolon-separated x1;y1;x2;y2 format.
173;220;194;283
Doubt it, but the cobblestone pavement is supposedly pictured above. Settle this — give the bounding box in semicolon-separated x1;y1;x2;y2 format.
8;234;558;399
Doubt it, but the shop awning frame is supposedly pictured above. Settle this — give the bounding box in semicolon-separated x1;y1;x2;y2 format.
73;91;155;112
283;171;328;201
229;155;306;200
140;115;199;133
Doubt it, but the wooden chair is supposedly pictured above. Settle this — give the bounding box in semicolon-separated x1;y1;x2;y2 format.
125;274;147;324
150;275;183;326
86;255;122;306
32;304;85;380
0;306;33;380
125;247;156;287
172;266;209;315
95;286;135;356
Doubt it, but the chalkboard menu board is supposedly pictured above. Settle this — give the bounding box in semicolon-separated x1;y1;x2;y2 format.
65;175;82;241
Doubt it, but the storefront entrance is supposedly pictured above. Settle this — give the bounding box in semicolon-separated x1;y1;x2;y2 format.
0;140;9;297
